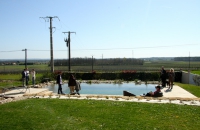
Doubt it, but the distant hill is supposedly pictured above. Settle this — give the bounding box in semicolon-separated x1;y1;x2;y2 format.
140;57;200;61
139;57;174;61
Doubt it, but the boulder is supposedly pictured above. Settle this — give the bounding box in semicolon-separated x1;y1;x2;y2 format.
123;91;136;96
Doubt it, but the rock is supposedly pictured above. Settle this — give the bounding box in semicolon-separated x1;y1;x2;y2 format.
123;91;136;96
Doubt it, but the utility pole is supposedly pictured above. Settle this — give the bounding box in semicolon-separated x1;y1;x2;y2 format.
189;52;190;71
92;55;94;72
188;52;191;84
63;31;76;72
22;49;27;69
40;16;60;73
102;54;103;69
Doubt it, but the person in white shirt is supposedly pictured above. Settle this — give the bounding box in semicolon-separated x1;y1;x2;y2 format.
31;69;36;87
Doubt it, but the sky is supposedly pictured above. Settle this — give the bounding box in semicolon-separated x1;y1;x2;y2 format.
0;0;200;59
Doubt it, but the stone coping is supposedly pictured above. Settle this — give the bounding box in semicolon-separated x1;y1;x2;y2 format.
1;93;200;106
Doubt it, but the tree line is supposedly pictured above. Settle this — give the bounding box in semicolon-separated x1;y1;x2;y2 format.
54;58;144;66
174;57;200;61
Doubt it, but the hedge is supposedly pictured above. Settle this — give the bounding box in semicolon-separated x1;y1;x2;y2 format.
42;72;181;82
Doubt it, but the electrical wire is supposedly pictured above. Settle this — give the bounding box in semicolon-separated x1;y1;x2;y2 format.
0;43;198;53
0;50;22;52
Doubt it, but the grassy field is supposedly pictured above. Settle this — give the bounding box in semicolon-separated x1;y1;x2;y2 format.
54;61;200;72
0;99;200;130
191;70;200;75
0;64;50;72
0;73;43;80
0;73;43;89
0;73;21;80
0;61;200;72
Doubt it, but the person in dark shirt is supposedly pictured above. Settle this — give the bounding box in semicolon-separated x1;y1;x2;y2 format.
56;71;64;94
21;69;26;86
145;86;162;97
68;74;76;94
160;66;167;87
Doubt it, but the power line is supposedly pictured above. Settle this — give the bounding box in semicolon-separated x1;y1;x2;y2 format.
30;43;198;51
0;50;22;52
72;43;198;51
0;43;198;53
28;49;49;51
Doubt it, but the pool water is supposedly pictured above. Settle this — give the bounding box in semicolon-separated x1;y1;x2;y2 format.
46;82;157;96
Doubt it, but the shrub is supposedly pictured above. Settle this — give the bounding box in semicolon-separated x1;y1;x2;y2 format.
193;75;200;86
39;72;162;82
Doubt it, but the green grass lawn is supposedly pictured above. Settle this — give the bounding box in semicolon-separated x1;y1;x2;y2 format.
0;99;200;130
0;64;50;72
0;73;43;80
0;73;21;80
0;73;43;89
191;70;200;75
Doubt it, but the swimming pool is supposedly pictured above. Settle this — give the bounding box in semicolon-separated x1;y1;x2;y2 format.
46;82;157;96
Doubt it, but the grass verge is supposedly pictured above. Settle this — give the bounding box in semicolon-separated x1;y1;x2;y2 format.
0;73;43;89
191;70;200;75
0;99;200;130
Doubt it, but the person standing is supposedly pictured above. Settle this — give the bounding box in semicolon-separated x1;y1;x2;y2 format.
68;74;76;94
168;68;175;90
75;80;81;95
31;69;36;87
56;71;64;94
21;69;26;86
160;66;167;87
25;68;30;86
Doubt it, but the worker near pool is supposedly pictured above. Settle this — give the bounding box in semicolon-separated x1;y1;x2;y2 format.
143;85;163;97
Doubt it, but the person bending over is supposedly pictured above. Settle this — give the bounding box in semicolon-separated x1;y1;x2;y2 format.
145;86;162;97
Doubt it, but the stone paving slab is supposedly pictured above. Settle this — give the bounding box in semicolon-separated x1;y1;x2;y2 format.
0;88;48;98
161;85;197;98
